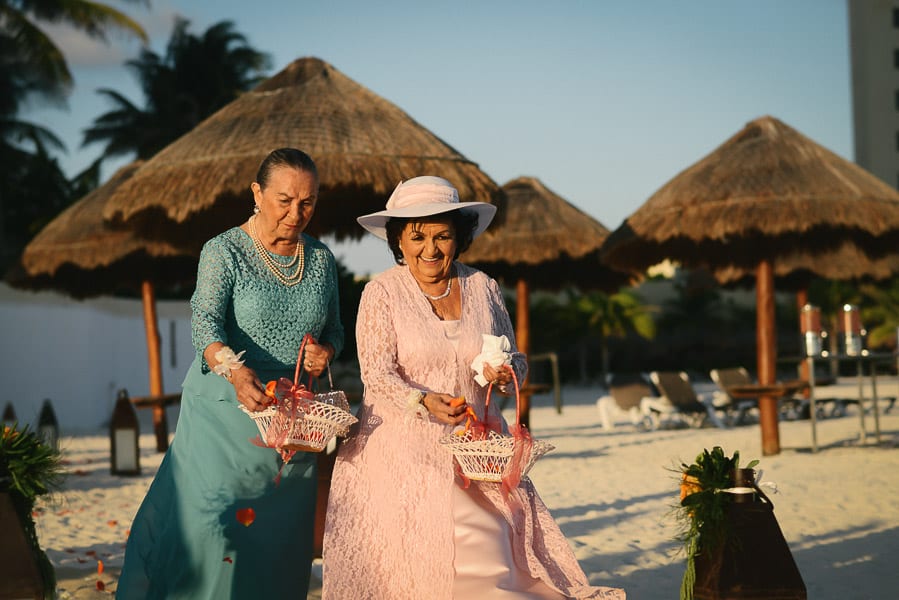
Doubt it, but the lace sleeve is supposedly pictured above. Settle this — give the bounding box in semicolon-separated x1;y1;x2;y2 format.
355;279;423;412
487;276;528;383
190;238;235;371
318;249;345;359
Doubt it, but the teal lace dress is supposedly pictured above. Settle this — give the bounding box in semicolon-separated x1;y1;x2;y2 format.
118;227;344;599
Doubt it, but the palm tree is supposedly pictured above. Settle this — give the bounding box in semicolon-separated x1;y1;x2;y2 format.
1;0;147;273
82;18;271;161
571;288;656;381
859;280;899;351
0;0;147;106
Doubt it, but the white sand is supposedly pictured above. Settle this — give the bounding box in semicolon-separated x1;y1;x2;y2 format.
33;384;899;599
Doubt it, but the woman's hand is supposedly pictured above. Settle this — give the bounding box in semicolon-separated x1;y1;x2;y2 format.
231;367;271;412
421;392;467;425
303;341;334;378
482;363;512;389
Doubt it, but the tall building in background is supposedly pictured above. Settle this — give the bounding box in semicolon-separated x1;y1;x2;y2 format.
849;0;899;189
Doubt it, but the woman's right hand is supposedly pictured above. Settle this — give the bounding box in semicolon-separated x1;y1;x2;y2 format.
421;392;467;425
230;367;270;412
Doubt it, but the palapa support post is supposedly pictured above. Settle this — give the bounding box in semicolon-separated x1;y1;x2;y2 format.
0;492;45;600
694;470;807;600
37;399;59;450
756;260;780;456
110;389;141;476
515;277;531;428
142;280;169;452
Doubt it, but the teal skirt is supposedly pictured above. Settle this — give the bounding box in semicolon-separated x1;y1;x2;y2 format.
117;359;317;599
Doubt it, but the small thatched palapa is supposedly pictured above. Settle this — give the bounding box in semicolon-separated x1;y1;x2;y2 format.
601;115;899;456
602;115;899;279
12;162;196;298
465;176;628;291
101;56;502;243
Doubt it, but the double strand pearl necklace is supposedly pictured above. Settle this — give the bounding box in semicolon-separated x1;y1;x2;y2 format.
249;215;304;287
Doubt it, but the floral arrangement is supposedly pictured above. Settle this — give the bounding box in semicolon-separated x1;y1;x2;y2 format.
1;423;66;597
674;446;758;600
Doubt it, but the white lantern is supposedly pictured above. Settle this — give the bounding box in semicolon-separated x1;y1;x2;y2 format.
110;389;141;476
842;304;863;357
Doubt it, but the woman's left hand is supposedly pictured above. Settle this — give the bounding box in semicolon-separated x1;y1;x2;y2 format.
303;342;333;378
482;363;512;388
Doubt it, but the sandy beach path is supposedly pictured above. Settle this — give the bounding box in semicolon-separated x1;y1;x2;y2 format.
33;385;899;599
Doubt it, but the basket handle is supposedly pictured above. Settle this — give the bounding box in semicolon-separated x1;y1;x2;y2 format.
485;367;521;422
293;333;315;387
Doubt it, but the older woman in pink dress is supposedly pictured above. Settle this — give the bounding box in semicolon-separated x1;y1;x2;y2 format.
322;176;625;599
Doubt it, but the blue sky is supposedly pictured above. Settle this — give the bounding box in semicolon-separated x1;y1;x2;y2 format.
23;0;853;275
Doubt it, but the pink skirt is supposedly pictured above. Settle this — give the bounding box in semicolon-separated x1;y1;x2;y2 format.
452;484;565;599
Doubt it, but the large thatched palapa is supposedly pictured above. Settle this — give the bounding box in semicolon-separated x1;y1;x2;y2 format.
603;115;899;276
601;115;899;456
102;56;502;244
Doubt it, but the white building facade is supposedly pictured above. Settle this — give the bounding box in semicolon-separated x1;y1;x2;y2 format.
849;0;899;188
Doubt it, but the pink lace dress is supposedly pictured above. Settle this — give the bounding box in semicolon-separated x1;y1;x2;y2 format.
322;263;625;599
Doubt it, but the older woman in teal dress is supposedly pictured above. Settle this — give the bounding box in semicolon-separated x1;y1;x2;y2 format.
118;148;343;599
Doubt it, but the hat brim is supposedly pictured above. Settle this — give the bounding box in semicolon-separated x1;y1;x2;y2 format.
357;201;497;241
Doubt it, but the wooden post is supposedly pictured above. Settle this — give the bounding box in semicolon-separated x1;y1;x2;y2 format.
515;278;530;428
756;260;780;456
141;280;168;452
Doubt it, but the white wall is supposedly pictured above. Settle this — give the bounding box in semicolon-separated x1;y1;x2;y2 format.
0;283;193;434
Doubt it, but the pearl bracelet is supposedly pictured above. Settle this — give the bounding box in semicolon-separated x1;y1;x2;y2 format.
213;346;246;381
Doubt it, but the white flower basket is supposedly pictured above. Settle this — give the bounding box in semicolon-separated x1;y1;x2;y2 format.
240;394;356;453
439;371;554;483
240;335;357;453
439;428;554;483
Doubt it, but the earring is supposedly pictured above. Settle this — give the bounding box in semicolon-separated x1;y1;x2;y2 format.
253;204;260;215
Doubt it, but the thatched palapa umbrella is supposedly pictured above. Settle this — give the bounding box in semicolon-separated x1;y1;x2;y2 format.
101;56;502;245
465;176;630;425
10;161;197;450
602;115;899;455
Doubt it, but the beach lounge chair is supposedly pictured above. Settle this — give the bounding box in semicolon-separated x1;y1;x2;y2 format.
596;373;655;430
710;367;760;426
642;371;725;430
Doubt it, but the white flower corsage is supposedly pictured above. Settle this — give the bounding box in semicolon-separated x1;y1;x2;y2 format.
213;346;246;381
404;389;429;423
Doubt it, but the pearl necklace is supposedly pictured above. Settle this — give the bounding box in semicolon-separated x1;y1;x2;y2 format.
422;276;452;301
249;215;304;287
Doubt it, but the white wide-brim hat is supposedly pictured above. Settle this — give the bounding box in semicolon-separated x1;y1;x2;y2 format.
357;176;497;240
